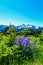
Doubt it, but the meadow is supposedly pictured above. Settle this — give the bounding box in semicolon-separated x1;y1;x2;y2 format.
0;25;43;65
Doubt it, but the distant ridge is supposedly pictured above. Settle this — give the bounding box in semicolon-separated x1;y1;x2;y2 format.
0;25;6;31
0;24;43;31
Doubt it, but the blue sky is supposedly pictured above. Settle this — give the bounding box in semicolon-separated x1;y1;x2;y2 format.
0;0;43;26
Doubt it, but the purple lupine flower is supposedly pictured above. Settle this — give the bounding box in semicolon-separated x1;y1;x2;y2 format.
16;36;30;51
22;37;29;45
22;37;30;51
16;36;24;45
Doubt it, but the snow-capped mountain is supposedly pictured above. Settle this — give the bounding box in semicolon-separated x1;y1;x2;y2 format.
0;24;43;31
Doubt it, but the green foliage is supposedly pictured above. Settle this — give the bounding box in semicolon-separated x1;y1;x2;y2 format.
0;26;43;65
17;28;31;36
40;30;43;41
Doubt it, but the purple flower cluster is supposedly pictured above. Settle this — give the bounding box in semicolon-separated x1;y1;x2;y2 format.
16;36;30;51
16;36;24;45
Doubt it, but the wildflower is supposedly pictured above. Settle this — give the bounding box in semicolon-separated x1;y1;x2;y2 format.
16;36;30;51
16;36;24;45
22;37;30;51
